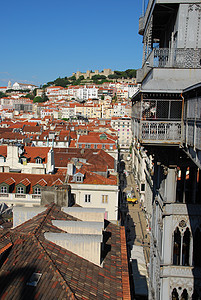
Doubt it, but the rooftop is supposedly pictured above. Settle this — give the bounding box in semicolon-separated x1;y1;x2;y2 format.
0;204;130;299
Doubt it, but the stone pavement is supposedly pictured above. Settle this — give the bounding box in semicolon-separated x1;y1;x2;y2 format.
122;157;150;299
127;202;150;265
122;157;150;264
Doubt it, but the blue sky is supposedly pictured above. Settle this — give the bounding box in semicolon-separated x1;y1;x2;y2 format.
0;0;143;87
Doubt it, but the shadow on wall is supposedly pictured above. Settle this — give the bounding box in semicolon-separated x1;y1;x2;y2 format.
131;259;148;300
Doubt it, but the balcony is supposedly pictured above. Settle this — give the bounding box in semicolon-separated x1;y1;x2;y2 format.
15;194;26;198
137;48;201;82
132;97;183;145
32;194;41;199
138;16;144;35
0;193;9;197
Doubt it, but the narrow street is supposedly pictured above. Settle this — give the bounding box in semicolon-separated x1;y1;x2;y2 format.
120;152;150;299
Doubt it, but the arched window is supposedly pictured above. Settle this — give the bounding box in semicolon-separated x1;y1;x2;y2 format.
172;288;179;300
173;228;181;265
182;228;190;266
173;226;191;266
181;289;188;300
193;228;201;267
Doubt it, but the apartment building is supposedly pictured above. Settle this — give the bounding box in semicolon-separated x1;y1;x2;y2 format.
111;117;132;149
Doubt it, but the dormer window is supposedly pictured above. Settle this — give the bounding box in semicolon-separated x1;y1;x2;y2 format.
76;176;82;182
17;186;24;194
35;157;42;164
1;186;7;193
34;187;41;194
74;173;84;183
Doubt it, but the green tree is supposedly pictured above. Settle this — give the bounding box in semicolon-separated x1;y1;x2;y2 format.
108;74;120;79
41;90;49;102
91;75;106;80
33;96;43;103
79;75;84;80
25;93;34;100
0;92;6;98
69;75;76;81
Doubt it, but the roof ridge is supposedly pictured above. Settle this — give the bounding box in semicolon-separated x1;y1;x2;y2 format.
32;204;55;235
120;227;131;300
13;205;54;234
32;234;77;299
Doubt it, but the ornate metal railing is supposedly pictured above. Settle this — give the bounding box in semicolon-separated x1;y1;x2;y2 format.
138;48;201;82
138;16;145;35
133;119;182;144
141;121;181;142
145;48;201;69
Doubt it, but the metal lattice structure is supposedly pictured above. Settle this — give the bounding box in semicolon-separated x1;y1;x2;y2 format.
132;96;183;144
143;48;201;69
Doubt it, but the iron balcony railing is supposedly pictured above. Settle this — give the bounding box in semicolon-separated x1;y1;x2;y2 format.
145;48;201;69
133;119;182;144
137;48;201;82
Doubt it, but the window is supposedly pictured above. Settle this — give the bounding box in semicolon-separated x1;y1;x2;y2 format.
173;226;190;266
102;195;108;203
79;144;82;148
141;183;145;192
1;186;7;193
36;158;42;164
85;194;91;202
34;187;41;194
85;144;91;149
102;144;105;149
94;144;97;149
17;187;24;194
76;176;82;182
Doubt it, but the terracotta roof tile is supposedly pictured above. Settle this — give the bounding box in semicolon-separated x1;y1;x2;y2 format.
0;205;130;299
19;178;31;186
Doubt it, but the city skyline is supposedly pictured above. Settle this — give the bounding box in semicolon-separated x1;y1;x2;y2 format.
0;0;143;87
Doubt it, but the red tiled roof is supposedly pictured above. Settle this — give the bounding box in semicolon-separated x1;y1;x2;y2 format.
0;146;7;157
0;204;129;299
0;173;65;194
35;178;47;186
19;178;31;186
23;146;51;164
4;177;15;185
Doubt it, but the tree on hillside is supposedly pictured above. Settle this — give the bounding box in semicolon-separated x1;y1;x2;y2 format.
33;96;44;103
41;90;49;102
0;92;6;98
24;93;34;100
